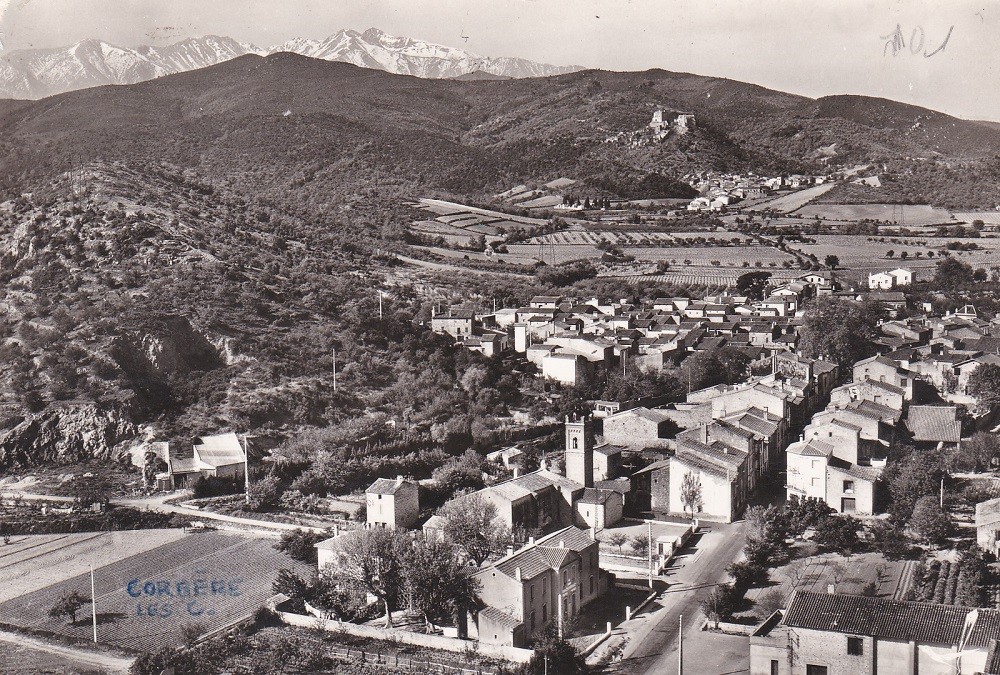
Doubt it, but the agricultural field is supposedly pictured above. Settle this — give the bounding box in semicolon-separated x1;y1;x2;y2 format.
791;234;1000;275
0;530;187;604
0;532;310;653
516;195;563;209
745;183;837;213
794;203;956;226
954;211;1000;226
526;230;675;246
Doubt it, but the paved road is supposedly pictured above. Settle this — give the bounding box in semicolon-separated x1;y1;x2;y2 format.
608;519;747;675
0;629;133;674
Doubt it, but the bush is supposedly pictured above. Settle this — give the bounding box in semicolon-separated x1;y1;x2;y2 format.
192;475;242;499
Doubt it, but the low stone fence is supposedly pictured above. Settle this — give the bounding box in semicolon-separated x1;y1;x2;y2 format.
275;610;534;664
700;618;758;635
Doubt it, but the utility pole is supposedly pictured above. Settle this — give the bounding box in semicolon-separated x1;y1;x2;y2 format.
678;614;684;675
648;520;654;588
378;291;383;320
940;477;944;508
243;435;250;505
332;347;337;393
90;564;97;643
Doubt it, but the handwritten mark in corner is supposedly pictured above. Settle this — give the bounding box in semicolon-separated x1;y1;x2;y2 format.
882;24;954;58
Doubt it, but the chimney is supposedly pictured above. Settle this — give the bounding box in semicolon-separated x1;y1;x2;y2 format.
528;536;535;545
560;540;566;549
702;425;710;444
507;545;515;556
512;465;520;479
515;567;522;582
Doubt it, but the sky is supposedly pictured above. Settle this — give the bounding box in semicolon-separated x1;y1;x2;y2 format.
0;0;997;120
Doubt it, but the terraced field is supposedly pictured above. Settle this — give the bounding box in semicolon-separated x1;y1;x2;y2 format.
0;532;310;653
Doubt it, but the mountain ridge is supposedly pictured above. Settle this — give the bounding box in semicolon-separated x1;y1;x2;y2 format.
0;29;583;99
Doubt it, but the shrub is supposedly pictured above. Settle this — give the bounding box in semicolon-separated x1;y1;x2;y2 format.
192;475;242;499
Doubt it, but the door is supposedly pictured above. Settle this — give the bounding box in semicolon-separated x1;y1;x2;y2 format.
806;665;828;675
841;498;857;514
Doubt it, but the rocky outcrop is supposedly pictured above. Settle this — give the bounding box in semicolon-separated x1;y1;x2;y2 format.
0;402;138;471
135;315;226;376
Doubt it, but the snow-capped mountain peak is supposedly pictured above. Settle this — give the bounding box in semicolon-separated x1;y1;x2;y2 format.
0;29;583;100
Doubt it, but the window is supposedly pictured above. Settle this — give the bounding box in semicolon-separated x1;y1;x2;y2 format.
806;666;828;675
811;477;819;486
847;636;863;656
542;604;547;622
530;611;536;631
590;575;595;594
770;661;779;675
572;437;579;450
530;584;534;601
843;480;855;494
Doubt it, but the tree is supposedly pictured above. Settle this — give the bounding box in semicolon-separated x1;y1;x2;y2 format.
798;297;884;368
702;583;739;628
607;532;628;554
824;254;840;269
814;516;860;554
73;477;112;509
274;528;328;564
884;449;946;523
968;364;1000;415
403;536;480;633
322;528;409;627
439;495;512;567
736;271;772;301
908;495;953;545
753;589;785;621
934;256;975;288
867;520;910;561
744;505;787;548
949;432;1000;473
679;471;703;519
955;545;989;607
630;533;650;558
245;474;284;512
49;591;90;625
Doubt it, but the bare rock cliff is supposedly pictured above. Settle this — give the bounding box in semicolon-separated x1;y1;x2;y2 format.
0;402;138;471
